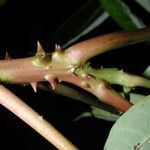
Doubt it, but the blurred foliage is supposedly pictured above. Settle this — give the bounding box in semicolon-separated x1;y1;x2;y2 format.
143;65;150;78
0;0;7;7
135;0;150;13
100;0;145;30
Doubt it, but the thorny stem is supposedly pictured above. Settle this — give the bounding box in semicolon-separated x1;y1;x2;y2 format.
0;55;132;112
0;28;149;147
0;27;150;112
0;85;78;150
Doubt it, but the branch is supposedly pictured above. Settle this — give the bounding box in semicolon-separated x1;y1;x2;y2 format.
79;67;150;89
57;74;132;112
1;28;150;112
63;27;150;65
0;85;78;150
38;83;119;114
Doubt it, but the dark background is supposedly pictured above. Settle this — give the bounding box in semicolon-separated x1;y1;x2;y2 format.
0;0;149;150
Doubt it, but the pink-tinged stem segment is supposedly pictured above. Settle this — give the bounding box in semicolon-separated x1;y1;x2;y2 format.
64;27;150;65
0;55;132;112
0;28;149;112
0;85;78;150
58;74;132;112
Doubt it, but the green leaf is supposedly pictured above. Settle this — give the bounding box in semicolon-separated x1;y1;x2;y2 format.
104;95;150;150
135;0;150;13
50;0;108;48
74;93;147;122
143;66;150;78
74;112;93;121
74;106;120;122
129;93;146;104
100;0;145;30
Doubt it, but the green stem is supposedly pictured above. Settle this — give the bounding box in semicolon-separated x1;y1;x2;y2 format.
80;67;150;89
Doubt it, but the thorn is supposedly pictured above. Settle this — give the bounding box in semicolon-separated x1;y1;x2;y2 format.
37;41;45;55
81;73;91;79
70;68;75;73
55;44;62;52
46;65;52;70
81;82;90;88
39;116;43;120
30;82;37;92
68;65;79;75
5;51;11;60
45;75;57;90
120;69;123;73
68;68;76;76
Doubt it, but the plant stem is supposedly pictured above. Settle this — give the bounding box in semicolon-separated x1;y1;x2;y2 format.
1;28;149;112
64;27;150;65
38;83;119;114
0;85;78;150
57;74;132;112
81;67;150;88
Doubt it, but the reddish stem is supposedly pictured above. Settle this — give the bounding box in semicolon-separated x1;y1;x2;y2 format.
64;27;150;65
1;28;149;112
58;74;132;112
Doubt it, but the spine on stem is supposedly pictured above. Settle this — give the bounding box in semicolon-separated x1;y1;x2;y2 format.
0;28;150;112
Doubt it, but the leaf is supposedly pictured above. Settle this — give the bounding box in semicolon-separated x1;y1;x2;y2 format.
50;0;109;48
74;93;147;122
104;95;150;150
74;106;120;122
129;93;146;104
135;0;150;13
100;0;145;30
143;65;150;78
74;112;93;121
